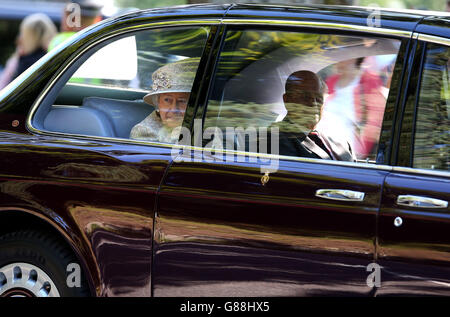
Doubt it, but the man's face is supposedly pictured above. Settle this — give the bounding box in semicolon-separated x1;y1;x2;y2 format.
158;92;190;128
283;73;323;130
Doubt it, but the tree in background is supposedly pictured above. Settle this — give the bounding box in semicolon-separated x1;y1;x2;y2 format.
358;0;446;11
115;0;447;11
115;0;187;9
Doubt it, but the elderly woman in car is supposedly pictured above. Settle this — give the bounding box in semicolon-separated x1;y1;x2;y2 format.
130;58;199;143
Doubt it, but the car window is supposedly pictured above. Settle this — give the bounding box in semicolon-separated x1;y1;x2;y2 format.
71;36;138;84
413;43;450;171
203;29;400;163
34;26;209;143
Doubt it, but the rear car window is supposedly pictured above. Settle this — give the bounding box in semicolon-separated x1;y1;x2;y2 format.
204;29;400;163
32;26;209;144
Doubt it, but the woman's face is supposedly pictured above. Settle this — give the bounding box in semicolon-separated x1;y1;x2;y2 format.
158;92;190;128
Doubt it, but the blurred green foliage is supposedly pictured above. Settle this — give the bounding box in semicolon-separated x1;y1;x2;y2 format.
135;27;209;89
115;0;187;10
216;30;347;80
114;0;447;11
358;0;446;11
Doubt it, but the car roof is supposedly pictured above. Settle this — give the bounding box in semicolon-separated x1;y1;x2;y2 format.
415;16;450;38
224;3;442;33
111;3;449;36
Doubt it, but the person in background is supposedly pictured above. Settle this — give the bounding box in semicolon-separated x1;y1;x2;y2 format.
317;57;386;160
0;55;18;90
48;0;102;51
0;13;57;89
130;58;199;143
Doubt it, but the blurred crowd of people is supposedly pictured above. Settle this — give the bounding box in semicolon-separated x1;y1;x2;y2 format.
0;0;102;90
316;54;395;160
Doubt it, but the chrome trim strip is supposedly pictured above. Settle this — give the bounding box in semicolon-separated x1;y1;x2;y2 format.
316;189;365;202
64;82;149;94
27;129;186;150
391;166;450;178
27;128;394;172
415;33;450;46
222;19;412;38
244;3;450;17
175;144;394;171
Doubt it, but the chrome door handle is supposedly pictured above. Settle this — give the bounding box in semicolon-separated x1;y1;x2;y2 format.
397;195;448;209
315;189;365;202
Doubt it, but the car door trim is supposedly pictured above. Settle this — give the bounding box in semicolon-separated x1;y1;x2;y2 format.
397;195;448;209
315;189;366;202
414;32;450;46
221;19;412;38
391;166;450;178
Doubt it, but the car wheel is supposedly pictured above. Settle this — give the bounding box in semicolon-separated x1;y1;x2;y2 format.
0;230;90;297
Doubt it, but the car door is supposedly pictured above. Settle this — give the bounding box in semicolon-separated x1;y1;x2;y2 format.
377;34;450;296
0;23;214;296
154;25;409;296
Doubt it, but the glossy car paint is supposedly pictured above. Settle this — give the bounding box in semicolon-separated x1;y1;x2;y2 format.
152;5;415;295
0;4;228;296
377;23;450;295
0;4;448;296
0;132;175;296
378;171;450;296
415;17;450;39
225;3;424;32
155;152;386;296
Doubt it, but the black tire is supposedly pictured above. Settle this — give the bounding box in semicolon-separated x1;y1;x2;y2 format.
0;230;90;297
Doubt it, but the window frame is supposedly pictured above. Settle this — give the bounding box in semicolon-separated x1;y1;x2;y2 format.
195;24;410;170
408;39;450;172
25;20;221;149
391;33;450;178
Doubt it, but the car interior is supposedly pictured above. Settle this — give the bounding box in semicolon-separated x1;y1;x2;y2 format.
44;96;153;139
206;32;400;127
204;31;401;161
31;27;210;141
32;28;400;161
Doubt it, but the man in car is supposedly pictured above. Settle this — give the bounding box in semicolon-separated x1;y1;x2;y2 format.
270;70;355;161
130;58;198;143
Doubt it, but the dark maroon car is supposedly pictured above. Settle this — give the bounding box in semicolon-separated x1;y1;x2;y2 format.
0;3;449;297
